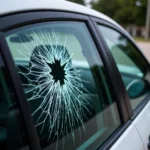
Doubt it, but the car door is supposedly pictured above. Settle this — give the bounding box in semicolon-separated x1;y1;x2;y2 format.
96;21;150;150
1;11;148;150
0;11;135;150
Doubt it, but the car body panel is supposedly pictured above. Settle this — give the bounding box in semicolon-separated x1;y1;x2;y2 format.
134;101;150;150
110;102;150;150
110;122;144;150
1;0;124;32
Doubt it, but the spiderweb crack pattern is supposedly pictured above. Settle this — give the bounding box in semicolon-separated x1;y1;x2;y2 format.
16;29;92;145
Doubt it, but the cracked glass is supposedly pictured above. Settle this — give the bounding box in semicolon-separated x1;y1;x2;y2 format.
5;21;121;150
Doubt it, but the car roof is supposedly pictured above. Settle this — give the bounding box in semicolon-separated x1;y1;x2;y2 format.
1;1;121;26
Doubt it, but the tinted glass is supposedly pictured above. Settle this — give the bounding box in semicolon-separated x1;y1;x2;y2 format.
5;22;121;150
0;54;29;150
98;25;150;110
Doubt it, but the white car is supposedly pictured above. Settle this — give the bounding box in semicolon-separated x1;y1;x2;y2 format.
0;0;150;150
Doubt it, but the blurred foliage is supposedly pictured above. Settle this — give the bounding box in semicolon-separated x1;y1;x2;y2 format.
134;36;150;41
91;0;147;26
67;0;85;5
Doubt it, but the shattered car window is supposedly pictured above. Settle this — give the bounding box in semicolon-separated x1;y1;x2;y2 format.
5;22;121;150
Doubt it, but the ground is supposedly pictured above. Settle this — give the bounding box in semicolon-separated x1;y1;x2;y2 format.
137;42;150;62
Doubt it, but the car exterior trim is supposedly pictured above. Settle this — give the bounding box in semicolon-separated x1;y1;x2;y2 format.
88;17;131;122
0;32;41;150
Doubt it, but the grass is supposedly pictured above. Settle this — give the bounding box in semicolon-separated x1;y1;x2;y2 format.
134;37;150;42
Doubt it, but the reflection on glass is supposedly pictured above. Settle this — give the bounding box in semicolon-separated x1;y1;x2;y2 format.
99;25;150;110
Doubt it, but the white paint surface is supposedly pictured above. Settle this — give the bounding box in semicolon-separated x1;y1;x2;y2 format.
1;0;123;31
134;101;150;150
110;123;144;150
110;101;150;150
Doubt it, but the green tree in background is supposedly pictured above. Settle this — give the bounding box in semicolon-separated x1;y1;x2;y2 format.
92;0;147;26
67;0;85;5
91;0;121;20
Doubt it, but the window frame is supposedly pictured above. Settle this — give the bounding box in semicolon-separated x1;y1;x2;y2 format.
0;11;134;150
0;33;41;150
91;16;150;119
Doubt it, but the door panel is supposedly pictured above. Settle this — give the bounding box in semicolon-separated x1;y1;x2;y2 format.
110;123;144;150
111;101;150;150
134;101;150;150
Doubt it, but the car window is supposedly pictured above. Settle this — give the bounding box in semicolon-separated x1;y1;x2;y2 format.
5;21;121;150
0;54;29;150
98;25;150;110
